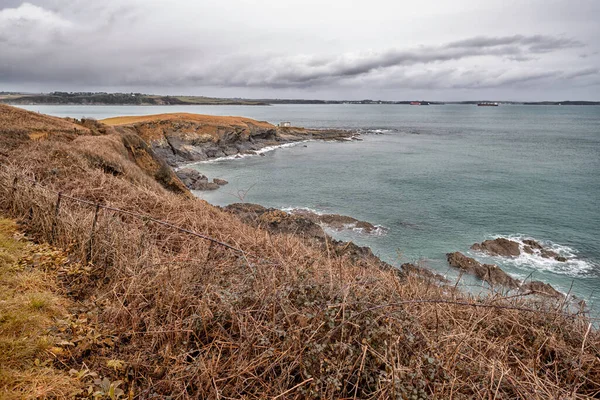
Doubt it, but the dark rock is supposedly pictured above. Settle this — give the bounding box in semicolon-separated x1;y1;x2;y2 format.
223;147;238;156
470;238;521;257
224;203;390;269
541;249;563;261
447;252;519;289
523;246;534;255
176;168;219;190
213;178;228;186
401;263;448;283
289;209;379;234
523;239;544;250
520;281;564;298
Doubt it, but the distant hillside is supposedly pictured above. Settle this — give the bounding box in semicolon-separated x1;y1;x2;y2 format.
0;92;268;106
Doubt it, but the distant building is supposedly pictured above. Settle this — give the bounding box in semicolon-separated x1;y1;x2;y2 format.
279;121;292;127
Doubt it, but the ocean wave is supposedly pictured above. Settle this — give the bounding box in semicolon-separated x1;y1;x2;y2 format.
199;141;312;164
475;235;597;278
360;128;395;135
280;206;325;215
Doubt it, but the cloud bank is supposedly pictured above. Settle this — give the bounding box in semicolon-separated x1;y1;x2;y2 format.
1;1;599;100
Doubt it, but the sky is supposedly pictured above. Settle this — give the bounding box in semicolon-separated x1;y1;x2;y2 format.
0;0;599;101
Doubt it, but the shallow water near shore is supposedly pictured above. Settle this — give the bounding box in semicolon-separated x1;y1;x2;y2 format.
21;104;600;310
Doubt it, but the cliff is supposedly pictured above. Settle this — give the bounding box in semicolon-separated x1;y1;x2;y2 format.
103;113;353;165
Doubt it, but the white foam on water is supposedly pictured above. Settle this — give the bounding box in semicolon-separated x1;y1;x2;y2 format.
478;235;597;277
360;129;395;134
281;206;326;215
196;141;312;164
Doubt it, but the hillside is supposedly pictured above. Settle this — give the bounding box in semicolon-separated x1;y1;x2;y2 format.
104;112;353;165
0;104;599;399
0;92;268;106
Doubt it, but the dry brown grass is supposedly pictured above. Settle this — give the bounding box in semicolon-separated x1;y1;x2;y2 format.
102;113;274;129
0;218;82;399
0;104;599;399
0;104;89;134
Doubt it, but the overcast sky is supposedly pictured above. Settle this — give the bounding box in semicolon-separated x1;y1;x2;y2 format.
1;0;599;100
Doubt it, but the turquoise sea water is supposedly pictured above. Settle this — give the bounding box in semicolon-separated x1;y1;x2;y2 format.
20;104;600;308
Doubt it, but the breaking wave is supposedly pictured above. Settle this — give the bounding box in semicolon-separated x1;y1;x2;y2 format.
476;235;597;278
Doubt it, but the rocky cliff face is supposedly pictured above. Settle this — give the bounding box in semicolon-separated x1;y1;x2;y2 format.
103;113;353;166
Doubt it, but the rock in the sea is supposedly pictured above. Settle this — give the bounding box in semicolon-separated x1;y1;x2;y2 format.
224;203;391;269
523;239;544;250
213;178;229;186
540;248;567;262
176;168;219;190
290;209;379;234
447;252;519;288
470;238;521;257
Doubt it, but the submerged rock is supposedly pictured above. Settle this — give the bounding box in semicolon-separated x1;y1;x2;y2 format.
446;252;520;289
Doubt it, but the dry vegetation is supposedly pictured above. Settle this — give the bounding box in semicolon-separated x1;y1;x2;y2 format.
0;104;599;399
102;113;274;129
0;218;81;398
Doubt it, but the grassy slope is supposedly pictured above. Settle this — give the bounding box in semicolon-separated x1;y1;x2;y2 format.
102;112;273;128
0;104;599;399
0;218;81;398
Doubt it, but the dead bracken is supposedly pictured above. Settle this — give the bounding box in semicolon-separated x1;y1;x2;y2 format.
0;104;599;399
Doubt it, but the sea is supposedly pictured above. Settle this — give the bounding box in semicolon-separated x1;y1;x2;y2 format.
19;104;600;310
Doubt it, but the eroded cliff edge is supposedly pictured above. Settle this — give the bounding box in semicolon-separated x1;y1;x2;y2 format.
102;113;354;166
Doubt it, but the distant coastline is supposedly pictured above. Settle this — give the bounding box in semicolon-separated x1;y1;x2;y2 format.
1;91;599;106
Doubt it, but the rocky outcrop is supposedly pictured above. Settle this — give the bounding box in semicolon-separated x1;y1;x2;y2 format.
103;113;355;166
213;178;228;186
471;238;567;262
521;281;564;298
120;132;190;196
447;251;565;298
175;168;219;191
224;203;389;268
470;238;520;257
401;263;448;283
289;209;380;234
447;252;520;288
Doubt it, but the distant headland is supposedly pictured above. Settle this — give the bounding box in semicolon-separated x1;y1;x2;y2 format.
1;91;598;106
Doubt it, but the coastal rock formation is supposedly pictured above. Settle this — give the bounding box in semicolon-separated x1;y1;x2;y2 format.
447;252;520;288
289;208;380;234
447;251;565;298
470;238;520;257
400;263;448;283
103;113;354;166
521;281;564;298
471;237;567;262
213;178;228;186
224;203;389;268
175;168;219;190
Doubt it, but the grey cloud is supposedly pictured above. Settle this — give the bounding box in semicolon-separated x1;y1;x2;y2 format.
0;1;598;100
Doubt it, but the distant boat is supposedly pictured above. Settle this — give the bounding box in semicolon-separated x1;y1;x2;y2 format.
477;102;499;107
410;101;430;106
